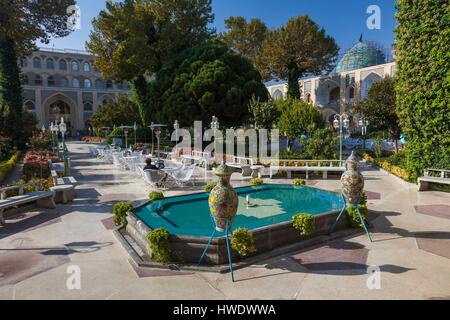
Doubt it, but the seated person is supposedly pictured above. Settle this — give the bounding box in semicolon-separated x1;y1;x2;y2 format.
144;158;159;170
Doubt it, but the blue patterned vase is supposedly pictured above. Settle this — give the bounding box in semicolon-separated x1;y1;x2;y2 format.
208;162;239;232
341;151;364;205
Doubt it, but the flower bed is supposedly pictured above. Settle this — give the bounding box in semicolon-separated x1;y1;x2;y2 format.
0;151;21;183
22;151;59;180
80;136;105;143
359;151;411;182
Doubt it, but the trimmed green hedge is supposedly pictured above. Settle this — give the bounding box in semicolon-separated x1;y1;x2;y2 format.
395;0;450;180
0;151;20;183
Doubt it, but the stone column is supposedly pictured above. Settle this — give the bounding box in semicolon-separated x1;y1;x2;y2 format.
36;88;44;127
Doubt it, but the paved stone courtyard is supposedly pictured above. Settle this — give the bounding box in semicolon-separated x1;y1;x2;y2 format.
0;142;449;300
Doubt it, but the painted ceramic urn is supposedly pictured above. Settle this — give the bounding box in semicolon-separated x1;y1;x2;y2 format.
209;162;239;232
341;151;364;205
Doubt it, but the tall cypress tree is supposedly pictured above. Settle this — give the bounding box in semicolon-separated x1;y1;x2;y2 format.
0;36;23;138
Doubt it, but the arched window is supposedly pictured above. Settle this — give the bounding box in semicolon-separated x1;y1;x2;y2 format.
272;89;283;101
60;77;68;88
20;58;28;67
329;87;340;103
46;58;54;69
83;62;91;72
116;82;123;90
33;57;41;68
47;75;55;86
95;79;104;89
35;75;42;86
349;87;355;100
99;95;114;107
72;78;80;88
24;101;35;112
59;59;67;70
83;102;93;112
71;60;79;71
21;74;29;85
306;93;312;103
106;80;113;89
84;79;92;88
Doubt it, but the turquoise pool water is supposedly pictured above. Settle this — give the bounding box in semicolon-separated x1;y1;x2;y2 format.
134;185;343;237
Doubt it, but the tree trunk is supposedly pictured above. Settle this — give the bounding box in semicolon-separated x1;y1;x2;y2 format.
287;64;301;99
0;35;23;142
132;75;149;127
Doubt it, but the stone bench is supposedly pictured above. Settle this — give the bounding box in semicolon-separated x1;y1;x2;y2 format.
50;185;75;204
0;183;56;226
51;169;77;186
270;160;346;180
418;169;450;191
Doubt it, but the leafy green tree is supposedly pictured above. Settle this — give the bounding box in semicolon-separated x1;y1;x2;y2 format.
395;0;450;179
90;94;141;130
277;98;324;150
149;41;269;127
248;96;280;129
0;0;75;144
259;15;339;99
220;16;268;79
301;128;338;160
86;0;214;125
354;76;401;152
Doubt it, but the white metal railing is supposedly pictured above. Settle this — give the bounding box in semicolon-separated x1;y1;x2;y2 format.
271;159;346;168
424;168;450;179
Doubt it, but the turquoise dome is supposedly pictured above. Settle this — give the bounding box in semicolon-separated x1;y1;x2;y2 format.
336;41;386;73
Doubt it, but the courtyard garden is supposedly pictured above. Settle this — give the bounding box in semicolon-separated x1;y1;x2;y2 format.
0;0;448;302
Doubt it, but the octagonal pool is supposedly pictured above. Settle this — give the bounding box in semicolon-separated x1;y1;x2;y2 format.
134;184;343;237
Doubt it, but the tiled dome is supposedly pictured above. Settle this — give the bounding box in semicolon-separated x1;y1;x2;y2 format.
336;40;386;73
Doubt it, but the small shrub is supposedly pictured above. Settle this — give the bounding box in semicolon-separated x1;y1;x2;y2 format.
250;178;264;186
113;202;133;226
146;228;171;263
0;151;20;183
230;228;256;257
204;183;216;193
293;178;305;186
346;205;369;228
148;191;164;202
292;213;315;236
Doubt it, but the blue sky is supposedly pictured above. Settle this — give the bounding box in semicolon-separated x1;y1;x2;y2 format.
41;0;397;54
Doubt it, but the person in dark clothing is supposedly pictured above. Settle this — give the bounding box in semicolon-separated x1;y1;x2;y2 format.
143;158;159;170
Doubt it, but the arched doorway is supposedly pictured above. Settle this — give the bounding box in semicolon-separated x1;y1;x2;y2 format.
44;94;76;137
49;100;72;131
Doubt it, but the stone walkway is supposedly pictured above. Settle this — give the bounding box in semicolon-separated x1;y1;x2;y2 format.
0;142;449;300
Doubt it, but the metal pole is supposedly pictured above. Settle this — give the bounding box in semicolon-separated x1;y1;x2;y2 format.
339;119;343;162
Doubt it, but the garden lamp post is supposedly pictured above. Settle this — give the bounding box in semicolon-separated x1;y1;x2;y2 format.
149;124;167;162
358;118;369;150
173;120;179;158
211;116;220;161
133;122;137;146
59;117;67;148
119;125;133;150
149;122;155;156
333;113;350;162
50;122;56;151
